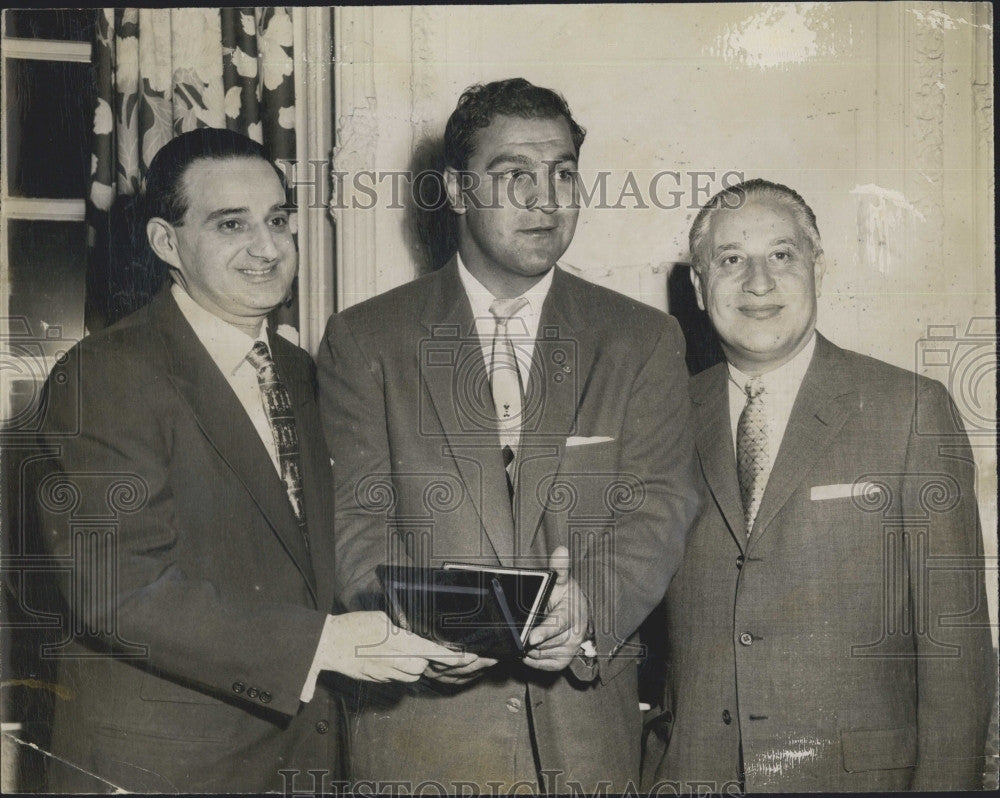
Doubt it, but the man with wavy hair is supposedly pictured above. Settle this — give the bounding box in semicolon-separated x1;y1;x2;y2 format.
318;78;700;793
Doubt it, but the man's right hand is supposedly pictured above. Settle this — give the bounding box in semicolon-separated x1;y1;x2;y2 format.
422;654;498;685
315;611;473;682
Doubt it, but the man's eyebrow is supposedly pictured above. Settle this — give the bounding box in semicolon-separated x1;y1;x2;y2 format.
484;153;533;171
713;242;742;254
769;237;799;247
484;152;579;172
204;207;250;223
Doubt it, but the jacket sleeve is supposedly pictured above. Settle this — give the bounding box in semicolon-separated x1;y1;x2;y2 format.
315;312;402;609
35;341;327;718
904;379;994;789
582;314;701;682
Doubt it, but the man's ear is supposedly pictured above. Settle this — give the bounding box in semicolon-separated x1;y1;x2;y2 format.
689;265;706;312
146;218;182;270
443;166;466;215
813;250;827;298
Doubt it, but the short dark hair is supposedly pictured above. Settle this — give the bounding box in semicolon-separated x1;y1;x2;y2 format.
689;178;822;271
141;128;282;225
443;77;586;171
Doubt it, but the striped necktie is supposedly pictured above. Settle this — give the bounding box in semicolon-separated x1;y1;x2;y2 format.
246;340;309;548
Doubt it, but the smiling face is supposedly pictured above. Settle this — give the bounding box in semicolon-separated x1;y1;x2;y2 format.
445;114;579;298
692;198;825;375
147;156;297;335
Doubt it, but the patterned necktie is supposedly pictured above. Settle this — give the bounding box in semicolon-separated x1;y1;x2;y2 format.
246;340;309;547
736;377;768;535
489;296;528;499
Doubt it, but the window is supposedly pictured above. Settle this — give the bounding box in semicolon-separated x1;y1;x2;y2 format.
1;9;94;426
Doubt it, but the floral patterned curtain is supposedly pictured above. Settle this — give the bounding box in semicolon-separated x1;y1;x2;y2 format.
85;7;296;331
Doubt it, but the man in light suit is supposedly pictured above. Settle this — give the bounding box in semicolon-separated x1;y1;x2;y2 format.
643;178;994;792
35;129;459;792
317;78;700;793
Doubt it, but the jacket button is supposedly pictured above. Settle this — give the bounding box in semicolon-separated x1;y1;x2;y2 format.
259;691;272;704
315;720;329;734
739;632;753;646
736;555;744;569
247;687;259;699
232;682;245;694
722;709;732;724
506;697;522;713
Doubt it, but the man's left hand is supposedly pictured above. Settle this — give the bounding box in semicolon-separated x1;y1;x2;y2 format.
524;546;590;671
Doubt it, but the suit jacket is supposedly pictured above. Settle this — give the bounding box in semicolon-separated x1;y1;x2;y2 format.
34;287;344;792
316;260;700;792
643;333;994;792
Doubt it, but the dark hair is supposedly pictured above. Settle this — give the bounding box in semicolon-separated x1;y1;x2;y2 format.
141;127;282;225
443;77;586;171
689;178;822;271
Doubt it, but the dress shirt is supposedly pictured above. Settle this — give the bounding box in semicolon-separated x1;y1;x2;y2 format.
171;283;280;475
456;253;554;389
727;333;817;472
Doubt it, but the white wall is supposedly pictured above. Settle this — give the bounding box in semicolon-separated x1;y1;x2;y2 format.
333;2;996;627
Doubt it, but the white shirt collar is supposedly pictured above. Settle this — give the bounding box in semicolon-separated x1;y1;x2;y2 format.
455;252;554;323
727;332;817;397
170;282;268;376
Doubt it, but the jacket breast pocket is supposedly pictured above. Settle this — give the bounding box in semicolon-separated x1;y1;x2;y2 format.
841;725;917;772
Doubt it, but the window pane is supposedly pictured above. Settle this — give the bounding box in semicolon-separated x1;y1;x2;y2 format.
7;219;86;347
3;9;95;42
5;59;94;199
5;221;86;430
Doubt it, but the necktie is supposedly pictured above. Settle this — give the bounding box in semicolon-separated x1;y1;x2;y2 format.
246;340;309;547
736;377;768;535
489;296;528;499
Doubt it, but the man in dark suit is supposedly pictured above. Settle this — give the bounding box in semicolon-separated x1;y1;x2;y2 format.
643;178;994;792
35;128;459;792
317;78;700;793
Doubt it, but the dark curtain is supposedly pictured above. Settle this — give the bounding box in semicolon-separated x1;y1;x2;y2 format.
85;7;297;331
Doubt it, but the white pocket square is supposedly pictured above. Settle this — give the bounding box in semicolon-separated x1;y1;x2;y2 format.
810;482;881;501
565;435;615;447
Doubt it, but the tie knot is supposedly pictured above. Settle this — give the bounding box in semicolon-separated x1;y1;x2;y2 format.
489;296;528;324
246;340;273;371
745;377;765;400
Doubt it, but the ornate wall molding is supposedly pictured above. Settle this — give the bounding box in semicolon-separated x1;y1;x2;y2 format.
906;2;946;256
332;6;378;310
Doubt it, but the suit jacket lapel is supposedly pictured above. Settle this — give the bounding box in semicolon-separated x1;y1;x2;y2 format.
519;267;587;554
691;364;747;552
748;334;856;545
152;289;318;602
419;260;515;563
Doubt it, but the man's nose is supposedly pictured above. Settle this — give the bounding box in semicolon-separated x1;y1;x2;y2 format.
742;256;776;295
247;225;280;259
536;173;560;214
